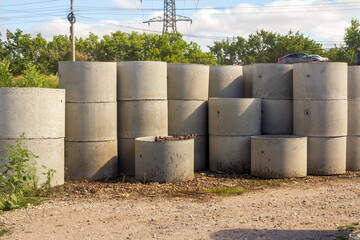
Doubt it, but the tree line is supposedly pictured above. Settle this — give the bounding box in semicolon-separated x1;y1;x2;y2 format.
0;18;358;79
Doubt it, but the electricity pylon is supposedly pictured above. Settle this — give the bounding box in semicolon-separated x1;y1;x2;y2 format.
144;0;192;34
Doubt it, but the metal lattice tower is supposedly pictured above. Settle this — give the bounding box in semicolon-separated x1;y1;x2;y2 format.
144;0;192;34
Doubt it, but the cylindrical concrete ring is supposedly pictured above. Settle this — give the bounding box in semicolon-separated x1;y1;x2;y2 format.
135;136;194;183
251;135;307;178
243;65;253;98
209;65;243;98
346;136;360;171
261;99;293;135
348;66;360;100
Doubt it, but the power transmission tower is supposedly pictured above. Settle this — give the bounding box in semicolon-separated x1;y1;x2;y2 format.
144;0;192;34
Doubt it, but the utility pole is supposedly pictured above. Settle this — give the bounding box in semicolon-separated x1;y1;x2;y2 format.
68;0;76;61
144;0;192;34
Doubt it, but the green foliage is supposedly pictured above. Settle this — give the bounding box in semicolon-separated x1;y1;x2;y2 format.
0;60;14;87
337;222;360;231
0;229;10;237
0;134;55;211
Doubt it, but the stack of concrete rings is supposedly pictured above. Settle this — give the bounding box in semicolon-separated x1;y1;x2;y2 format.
293;62;347;175
167;63;209;171
347;66;360;170
0;88;65;186
253;64;293;134
209;98;261;173
117;61;168;176
59;62;118;180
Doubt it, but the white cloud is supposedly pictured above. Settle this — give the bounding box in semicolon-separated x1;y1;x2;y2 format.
112;0;142;9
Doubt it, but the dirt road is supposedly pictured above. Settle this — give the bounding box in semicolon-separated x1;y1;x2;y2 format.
0;173;359;240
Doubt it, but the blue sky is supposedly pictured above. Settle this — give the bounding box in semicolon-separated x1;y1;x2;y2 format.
0;0;359;50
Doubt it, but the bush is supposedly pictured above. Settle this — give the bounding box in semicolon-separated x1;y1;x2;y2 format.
0;60;14;87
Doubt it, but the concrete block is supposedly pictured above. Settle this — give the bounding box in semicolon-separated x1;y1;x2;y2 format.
65;102;117;141
117;61;167;100
168;100;208;136
307;136;346;175
243;65;253;98
65;140;118;180
0;88;65;139
193;135;208;171
117;100;168;138
252;63;293;99
209;65;243;98
346;136;360;171
261;99;293;135
209;135;251;173
209;98;261;136
349;230;360;240
59;61;117;102
251;135;307;178
135;136;194;183
293;62;347;100
0;138;64;186
167;63;209;100
293;99;347;137
348;66;360;100
348;100;360;135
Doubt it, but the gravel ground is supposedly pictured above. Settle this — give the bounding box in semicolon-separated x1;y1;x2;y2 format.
0;172;359;240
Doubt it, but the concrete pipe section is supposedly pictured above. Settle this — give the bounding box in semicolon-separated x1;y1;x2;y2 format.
135;136;194;183
251;135;307;178
348;66;360;100
252;63;293;99
293;62;347;100
209;65;243;98
167;63;209;100
307;136;346;175
59;61;118;180
168;100;207;136
347;137;360;170
210;136;251;173
0;88;65;186
349;230;360;240
348;100;360;135
293;99;347;137
243;65;253;98
209;98;261;136
59;61;116;102
261;99;293;135
117;61;167;100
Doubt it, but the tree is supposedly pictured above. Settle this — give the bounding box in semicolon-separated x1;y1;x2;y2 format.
344;18;360;64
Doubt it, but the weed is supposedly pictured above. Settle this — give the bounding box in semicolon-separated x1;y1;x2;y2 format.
0;229;10;237
201;187;246;196
0;134;55;211
337;222;360;231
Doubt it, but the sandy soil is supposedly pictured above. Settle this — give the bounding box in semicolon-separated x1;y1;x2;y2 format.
0;172;359;240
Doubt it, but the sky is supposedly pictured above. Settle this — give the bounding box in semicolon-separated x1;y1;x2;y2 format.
0;0;359;50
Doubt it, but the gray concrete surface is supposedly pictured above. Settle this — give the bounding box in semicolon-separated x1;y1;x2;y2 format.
209;135;251;173
65;140;118;180
251;136;307;178
346;136;360;171
307;136;346;175
192;135;208;171
167;63;209;100
117;100;168;139
117;61;167;100
59;61;116;102
0;88;65;139
209;65;243;98
65;102;117;141
261;99;293;135
348;100;360;135
243;65;253;98
168;100;207;136
0;138;64;186
252;63;293;99
349;230;360;240
348;66;360;100
293;62;347;100
118;138;136;176
135;136;194;183
293;99;347;137
209;98;261;136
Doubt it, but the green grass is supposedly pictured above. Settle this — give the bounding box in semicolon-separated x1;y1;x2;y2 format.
201;187;246;196
337;222;359;231
0;229;10;237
